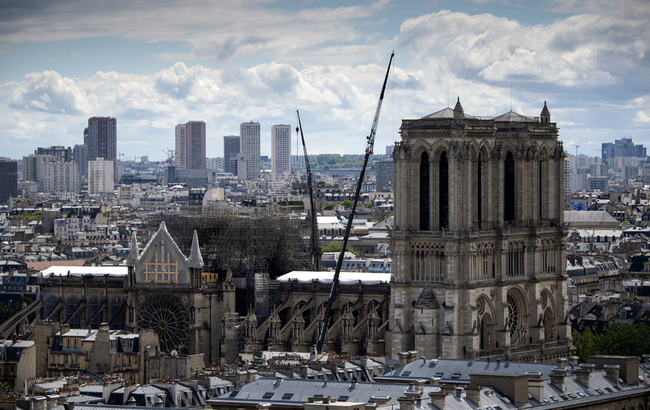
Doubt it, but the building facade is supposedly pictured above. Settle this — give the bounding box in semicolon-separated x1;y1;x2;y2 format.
73;144;88;177
85;117;117;163
175;124;187;169
271;124;291;178
389;100;572;361
88;158;114;195
0;158;17;204
240;122;260;180
223;135;240;175
176;121;206;170
376;157;395;192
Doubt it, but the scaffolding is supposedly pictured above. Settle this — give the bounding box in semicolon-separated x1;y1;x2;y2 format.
145;205;311;322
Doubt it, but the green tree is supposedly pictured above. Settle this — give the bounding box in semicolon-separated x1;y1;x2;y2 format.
341;199;354;208
321;242;359;256
599;322;650;357
324;203;336;211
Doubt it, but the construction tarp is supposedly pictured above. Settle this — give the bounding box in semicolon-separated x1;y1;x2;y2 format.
276;271;391;285
40;266;128;278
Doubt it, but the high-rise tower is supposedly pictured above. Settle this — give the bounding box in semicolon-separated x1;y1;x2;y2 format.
223;135;240;175
240;122;260;180
389;99;571;361
271;124;291;178
175;121;206;170
85;117;117;163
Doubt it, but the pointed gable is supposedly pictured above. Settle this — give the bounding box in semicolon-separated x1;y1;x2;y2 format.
414;286;440;309
133;221;191;285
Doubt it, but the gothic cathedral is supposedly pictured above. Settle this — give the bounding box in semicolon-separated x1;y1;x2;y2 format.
389;99;573;361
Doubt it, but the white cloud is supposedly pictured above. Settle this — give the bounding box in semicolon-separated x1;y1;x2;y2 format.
8;71;88;115
634;110;650;123
397;9;649;87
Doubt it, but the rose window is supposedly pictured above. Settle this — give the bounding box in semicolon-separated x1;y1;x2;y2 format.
138;294;189;353
507;294;519;342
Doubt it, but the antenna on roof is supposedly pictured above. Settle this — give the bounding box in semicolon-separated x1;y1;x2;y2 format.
447;82;449;108
510;86;513;112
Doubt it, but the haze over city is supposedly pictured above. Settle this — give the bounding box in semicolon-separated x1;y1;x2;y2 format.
1;0;649;161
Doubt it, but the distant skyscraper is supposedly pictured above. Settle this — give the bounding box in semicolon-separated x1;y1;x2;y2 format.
271;124;291;177
175;124;187;169
175;121;206;170
386;145;394;157
36;146;72;163
73;144;88;177
240;122;260;180
85;117;117;163
0;158;17;204
376;157;394;192
602;137;646;161
223;135;240;174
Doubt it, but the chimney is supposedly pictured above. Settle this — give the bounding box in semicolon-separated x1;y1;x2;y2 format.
370;396;391;406
526;372;544;403
550;368;567;392
429;377;441;386
247;370;257;384
408;351;419;364
575;364;595;388
60;324;70;335
397;395;416;410
556;358;567;369
604;364;620;384
440;383;455;397
465;385;481;407
569;356;580;365
99;323;110;332
643;354;650;364
398;352;410;367
428;391;445;410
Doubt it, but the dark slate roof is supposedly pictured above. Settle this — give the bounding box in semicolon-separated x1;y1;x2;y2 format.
378;358;558;384
493;110;534;122
210;377;436;407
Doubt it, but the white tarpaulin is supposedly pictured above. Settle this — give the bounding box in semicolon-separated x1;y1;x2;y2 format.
40;266;128;278
276;271;391;285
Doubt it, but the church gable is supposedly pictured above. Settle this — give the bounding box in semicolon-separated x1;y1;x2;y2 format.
133;222;191;285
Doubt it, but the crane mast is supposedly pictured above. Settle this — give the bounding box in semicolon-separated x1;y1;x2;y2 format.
315;51;394;354
296;111;322;271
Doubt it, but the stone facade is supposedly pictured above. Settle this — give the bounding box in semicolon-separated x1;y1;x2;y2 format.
388;100;573;361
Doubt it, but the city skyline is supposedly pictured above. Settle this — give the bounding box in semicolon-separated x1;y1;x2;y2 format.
0;1;649;161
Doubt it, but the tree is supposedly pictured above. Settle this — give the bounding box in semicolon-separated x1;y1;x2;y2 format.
321;242;359;256
573;327;599;362
599;322;650;357
341;199;353;208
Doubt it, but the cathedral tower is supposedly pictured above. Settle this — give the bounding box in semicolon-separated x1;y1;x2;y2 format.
389;100;572;361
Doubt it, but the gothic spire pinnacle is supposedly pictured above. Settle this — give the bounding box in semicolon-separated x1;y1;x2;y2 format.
187;230;204;269
126;231;139;267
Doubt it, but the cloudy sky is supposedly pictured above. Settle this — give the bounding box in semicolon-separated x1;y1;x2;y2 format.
1;0;649;161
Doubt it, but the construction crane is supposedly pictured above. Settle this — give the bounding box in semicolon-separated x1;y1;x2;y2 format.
296;111;322;271
161;148;175;165
315;51;394;355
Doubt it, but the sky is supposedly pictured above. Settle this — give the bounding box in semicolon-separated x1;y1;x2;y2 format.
0;0;649;162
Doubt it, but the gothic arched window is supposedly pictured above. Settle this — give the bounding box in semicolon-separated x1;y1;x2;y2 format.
439;151;449;230
420;152;430;230
504;152;515;221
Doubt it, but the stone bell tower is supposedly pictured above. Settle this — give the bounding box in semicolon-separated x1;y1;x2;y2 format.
388;99;573;361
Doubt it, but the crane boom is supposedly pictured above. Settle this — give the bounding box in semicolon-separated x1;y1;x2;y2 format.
316;51;394;354
296;111;322;271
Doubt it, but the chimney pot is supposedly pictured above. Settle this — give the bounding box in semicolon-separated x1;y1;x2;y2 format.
556;358;567;368
550;368;567;392
604;364;620;384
